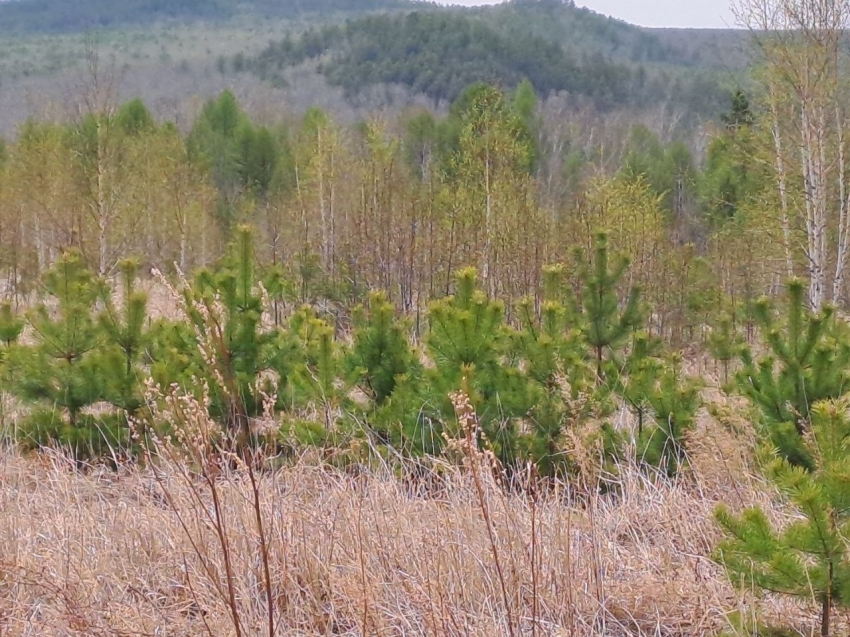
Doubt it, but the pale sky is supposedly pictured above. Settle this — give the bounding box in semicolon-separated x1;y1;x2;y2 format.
439;0;737;29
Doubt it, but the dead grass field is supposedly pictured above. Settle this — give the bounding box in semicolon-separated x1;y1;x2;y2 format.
0;400;840;637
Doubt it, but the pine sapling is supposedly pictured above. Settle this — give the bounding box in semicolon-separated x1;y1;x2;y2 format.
734;279;850;470
571;232;644;382
426;267;529;469
715;399;850;637
97;258;149;420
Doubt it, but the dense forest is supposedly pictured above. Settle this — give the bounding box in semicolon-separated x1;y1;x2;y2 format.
249;2;737;115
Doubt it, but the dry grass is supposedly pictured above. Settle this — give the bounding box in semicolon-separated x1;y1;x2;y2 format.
0;401;842;637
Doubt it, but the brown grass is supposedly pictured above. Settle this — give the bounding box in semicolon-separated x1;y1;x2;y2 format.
0;278;841;636
0;398;842;637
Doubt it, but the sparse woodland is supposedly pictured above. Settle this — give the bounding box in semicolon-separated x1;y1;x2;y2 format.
7;0;850;636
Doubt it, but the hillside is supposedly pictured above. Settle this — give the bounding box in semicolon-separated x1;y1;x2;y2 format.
251;11;641;107
248;1;748;117
0;0;751;136
0;0;417;35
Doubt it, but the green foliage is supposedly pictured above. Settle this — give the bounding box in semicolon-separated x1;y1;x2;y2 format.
7;251;122;455
425;267;529;468
734;280;850;470
347;290;421;406
709;315;743;384
115;98;155;137
151;227;292;438
0;301;24;349
0;0;411;35
187;91;283;221
615;331;664;437
253;10;637;108
715;399;850;637
620;125;696;216
570;232;644;380
511;265;596;476
96;258;149;417
287;306;349;436
636;359;701;476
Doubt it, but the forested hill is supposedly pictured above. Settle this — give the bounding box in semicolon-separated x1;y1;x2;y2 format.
249;1;747;115
0;0;417;34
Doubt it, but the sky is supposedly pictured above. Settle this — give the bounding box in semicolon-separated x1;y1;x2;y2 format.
439;0;737;29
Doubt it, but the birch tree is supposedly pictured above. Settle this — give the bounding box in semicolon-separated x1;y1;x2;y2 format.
735;0;850;308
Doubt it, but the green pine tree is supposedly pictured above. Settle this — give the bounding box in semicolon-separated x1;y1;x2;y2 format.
96;258;149;419
347;291;421;406
151;226;292;445
637;357;701;476
571;232;644;381
0;301;24;434
511;265;597;477
715;399;850;637
10;250;116;455
0;301;23;349
708;315;743;385
287;306;350;441
425;267;530;468
734;279;850;470
345;290;427;450
615;331;664;438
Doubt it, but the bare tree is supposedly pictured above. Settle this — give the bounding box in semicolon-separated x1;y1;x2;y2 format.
734;0;850;309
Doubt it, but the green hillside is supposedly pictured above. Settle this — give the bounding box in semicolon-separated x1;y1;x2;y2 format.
249;1;746;116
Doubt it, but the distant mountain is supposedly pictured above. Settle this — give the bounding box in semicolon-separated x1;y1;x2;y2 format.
0;0;417;34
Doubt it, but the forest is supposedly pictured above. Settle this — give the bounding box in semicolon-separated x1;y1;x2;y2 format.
249;3;735;115
5;0;850;636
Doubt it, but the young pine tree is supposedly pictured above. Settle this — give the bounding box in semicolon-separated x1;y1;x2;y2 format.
734;279;850;470
715;399;850;637
426;267;529;468
637;357;701;476
345;291;426;450
0;302;23;349
0;301;24;432
96;258;149;420
151;226;288;445
11;250;113;454
287;306;350;444
571;232;644;382
511;265;597;477
614;330;664;438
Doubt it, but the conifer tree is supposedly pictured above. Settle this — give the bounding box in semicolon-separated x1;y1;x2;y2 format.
734;279;850;470
0;301;24;432
347;290;420;406
511;265;596;476
637;358;701;476
0;301;23;349
288;306;348;436
10;250;113;454
96;258;149;418
708;315;743;385
346;291;427;449
571;232;644;381
426;267;529;468
715;399;850;637
151;226;289;443
614;331;664;438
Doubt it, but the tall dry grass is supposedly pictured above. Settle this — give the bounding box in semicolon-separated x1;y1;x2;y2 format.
0;396;841;637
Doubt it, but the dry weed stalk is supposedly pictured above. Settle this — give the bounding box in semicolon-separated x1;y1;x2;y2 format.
131;375;276;637
449;387;516;637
